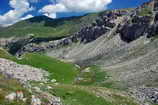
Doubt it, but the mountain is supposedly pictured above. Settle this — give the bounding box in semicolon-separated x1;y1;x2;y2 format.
1;0;158;105
0;14;99;38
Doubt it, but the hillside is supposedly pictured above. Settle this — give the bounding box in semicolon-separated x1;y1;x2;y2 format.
0;48;139;105
0;13;99;38
1;0;158;105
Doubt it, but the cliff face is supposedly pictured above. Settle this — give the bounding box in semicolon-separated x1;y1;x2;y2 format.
6;9;130;55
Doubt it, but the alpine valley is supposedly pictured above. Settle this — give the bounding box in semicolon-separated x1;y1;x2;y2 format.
1;0;158;105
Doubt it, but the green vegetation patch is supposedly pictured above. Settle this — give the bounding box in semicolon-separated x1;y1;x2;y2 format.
0;48;15;60
53;85;113;105
0;48;79;84
75;66;115;88
17;53;79;84
50;84;139;105
138;6;152;16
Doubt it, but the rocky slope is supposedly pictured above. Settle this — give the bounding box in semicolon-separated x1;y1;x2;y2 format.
0;58;63;105
4;0;157;56
45;0;158;88
5;9;130;56
0;58;48;83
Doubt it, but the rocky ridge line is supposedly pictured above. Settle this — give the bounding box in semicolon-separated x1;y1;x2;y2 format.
4;9;130;56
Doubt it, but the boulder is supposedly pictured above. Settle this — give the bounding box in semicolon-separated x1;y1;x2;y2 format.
5;92;16;101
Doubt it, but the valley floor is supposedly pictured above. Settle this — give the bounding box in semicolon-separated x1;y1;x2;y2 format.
0;48;141;105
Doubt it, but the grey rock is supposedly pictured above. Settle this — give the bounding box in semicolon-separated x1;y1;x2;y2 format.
0;58;49;83
131;87;158;104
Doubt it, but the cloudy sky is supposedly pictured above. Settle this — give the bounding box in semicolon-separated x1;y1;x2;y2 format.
0;0;149;26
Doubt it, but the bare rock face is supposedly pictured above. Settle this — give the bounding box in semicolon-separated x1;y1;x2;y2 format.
119;16;152;42
154;0;158;11
0;58;49;83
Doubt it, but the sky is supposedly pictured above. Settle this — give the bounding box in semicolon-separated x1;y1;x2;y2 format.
0;0;149;27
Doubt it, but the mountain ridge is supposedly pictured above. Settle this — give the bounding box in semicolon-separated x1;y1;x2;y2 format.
0;13;99;38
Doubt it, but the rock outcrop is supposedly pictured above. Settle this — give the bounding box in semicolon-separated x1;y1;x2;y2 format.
118;16;152;42
154;0;158;11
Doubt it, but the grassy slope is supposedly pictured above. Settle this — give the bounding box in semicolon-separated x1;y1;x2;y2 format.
0;48;114;86
30;80;139;105
18;53;79;84
0;48;78;84
50;84;139;105
0;48;116;87
75;66;115;88
0;49;141;105
0;13;98;38
0;73;139;105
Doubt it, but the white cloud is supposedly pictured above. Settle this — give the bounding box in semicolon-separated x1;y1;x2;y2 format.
0;0;112;26
44;13;57;18
0;0;33;27
20;14;34;20
40;3;68;13
40;0;112;18
1;14;33;27
62;0;112;12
